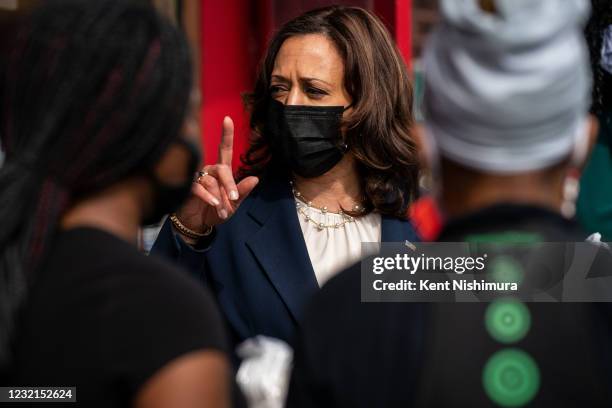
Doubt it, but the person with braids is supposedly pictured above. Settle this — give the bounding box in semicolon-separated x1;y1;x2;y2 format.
151;6;420;355
0;1;232;406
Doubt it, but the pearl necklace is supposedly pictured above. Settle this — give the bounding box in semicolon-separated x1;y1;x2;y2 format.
290;181;366;230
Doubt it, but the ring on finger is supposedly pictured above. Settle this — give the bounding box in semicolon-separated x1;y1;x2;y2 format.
195;170;209;183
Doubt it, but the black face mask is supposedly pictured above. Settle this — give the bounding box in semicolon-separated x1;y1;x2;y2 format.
265;98;348;178
142;138;200;226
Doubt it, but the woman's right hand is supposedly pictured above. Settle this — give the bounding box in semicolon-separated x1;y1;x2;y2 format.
175;116;259;235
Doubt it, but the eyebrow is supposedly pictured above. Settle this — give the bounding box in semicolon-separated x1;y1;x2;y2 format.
300;77;332;87
270;74;332;87
271;74;290;84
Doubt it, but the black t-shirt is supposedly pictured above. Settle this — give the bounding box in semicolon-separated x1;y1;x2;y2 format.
7;227;227;407
288;205;612;407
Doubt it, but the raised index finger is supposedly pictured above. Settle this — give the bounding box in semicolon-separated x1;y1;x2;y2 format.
218;116;234;166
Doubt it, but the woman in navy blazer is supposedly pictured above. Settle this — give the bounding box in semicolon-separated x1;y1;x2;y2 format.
151;6;420;352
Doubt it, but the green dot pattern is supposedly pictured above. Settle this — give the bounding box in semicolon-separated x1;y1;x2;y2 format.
489;255;524;285
485;299;531;344
482;349;540;407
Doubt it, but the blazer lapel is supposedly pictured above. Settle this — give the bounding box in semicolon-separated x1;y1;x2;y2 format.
381;215;420;242
245;177;319;323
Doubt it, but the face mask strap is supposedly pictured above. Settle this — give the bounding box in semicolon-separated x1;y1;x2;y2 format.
141;138;201;226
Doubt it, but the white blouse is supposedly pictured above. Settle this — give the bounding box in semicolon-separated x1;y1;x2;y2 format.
295;198;382;286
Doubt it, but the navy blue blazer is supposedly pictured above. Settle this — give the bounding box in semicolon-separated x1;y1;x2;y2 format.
151;175;419;350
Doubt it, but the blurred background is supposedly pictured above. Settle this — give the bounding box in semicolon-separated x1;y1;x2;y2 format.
0;0;439;169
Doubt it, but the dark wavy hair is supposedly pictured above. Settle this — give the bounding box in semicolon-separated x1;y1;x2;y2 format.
0;0;191;371
239;5;419;218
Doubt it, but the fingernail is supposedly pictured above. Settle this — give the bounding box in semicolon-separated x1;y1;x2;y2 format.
218;209;228;219
211;198;220;206
229;190;239;200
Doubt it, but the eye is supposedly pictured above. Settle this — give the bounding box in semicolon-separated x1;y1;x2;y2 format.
269;85;288;95
306;86;328;96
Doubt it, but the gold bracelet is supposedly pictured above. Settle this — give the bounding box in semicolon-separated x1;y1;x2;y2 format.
169;214;213;239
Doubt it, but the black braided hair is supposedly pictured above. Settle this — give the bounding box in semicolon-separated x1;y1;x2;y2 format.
0;0;192;371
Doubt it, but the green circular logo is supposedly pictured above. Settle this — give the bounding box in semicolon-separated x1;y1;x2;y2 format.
483;349;540;407
485;299;531;344
489;256;524;285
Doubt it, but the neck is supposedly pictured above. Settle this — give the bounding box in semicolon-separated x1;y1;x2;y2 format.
292;154;361;212
439;160;566;219
60;180;146;244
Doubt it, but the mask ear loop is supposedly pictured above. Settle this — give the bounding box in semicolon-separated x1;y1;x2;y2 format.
339;104;353;153
561;117;590;219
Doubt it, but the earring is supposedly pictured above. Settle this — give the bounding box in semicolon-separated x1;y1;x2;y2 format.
560;169;580;219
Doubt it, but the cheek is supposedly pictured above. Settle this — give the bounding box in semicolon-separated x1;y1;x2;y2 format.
155;146;193;184
182;117;200;148
327;86;352;107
